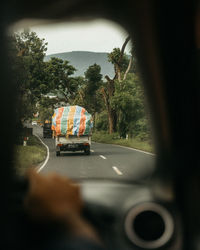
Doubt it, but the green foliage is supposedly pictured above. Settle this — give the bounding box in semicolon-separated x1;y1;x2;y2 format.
84;63;102;84
8;30;48;125
45;57;78;103
83;64;103;115
8;30;82;127
74;64;103;117
132;118;151;141
95;111;108;131
110;73;147;138
108;48;129;73
92;131;153;153
14;30;48;96
92;131;120;143
38;96;56;122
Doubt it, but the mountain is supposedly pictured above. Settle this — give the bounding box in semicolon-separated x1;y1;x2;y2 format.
45;51;115;78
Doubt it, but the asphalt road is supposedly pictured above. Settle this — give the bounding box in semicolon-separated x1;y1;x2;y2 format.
33;125;155;181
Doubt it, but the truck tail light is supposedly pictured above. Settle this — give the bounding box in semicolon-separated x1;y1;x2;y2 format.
83;143;89;146
57;144;63;147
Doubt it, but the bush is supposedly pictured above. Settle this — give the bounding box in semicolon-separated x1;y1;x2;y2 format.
128;118;151;140
92;131;154;153
92;131;120;142
135;132;150;141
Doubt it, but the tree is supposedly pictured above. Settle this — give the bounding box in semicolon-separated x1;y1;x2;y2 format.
45;57;79;104
84;64;103;114
14;30;49;97
37;96;57;122
8;30;48;126
73;64;103;128
84;64;103;127
108;47;130;81
101;36;132;134
111;73;146;138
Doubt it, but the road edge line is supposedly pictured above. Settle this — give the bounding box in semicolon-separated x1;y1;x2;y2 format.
114;144;155;156
92;141;155;156
34;134;50;173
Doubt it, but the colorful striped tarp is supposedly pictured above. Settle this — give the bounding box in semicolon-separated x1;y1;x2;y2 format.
51;106;93;136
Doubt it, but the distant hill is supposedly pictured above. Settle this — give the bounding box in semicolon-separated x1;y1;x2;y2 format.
45;51;115;78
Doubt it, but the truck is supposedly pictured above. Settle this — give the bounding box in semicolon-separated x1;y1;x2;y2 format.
51;106;93;156
43;122;52;138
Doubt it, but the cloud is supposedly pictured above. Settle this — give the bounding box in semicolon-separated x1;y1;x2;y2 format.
29;19;130;55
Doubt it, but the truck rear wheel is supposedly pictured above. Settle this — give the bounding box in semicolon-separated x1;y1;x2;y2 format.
84;147;90;155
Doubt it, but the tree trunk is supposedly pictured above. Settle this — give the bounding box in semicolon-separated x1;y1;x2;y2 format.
108;110;114;134
92;112;96;132
101;86;117;134
108;108;117;134
123;55;133;80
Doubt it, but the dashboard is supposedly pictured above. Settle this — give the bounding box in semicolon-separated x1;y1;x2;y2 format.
81;180;182;250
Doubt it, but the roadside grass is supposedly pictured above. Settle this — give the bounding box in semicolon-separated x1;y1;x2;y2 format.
92;132;154;153
14;135;47;175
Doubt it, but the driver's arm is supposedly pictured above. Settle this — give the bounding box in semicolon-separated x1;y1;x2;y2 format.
24;169;104;249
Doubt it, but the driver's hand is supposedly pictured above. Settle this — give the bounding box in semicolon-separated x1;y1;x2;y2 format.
24;169;100;243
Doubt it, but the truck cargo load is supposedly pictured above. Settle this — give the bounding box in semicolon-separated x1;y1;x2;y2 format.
51;105;93;137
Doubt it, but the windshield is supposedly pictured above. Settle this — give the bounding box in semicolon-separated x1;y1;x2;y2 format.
8;19;155;181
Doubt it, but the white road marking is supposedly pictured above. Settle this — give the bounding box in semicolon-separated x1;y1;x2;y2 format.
92;141;155;155
99;155;106;160
34;134;50;173
112;166;123;175
116;145;155;155
90;149;94;152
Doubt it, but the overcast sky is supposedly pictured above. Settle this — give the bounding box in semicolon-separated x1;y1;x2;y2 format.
17;19;130;55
